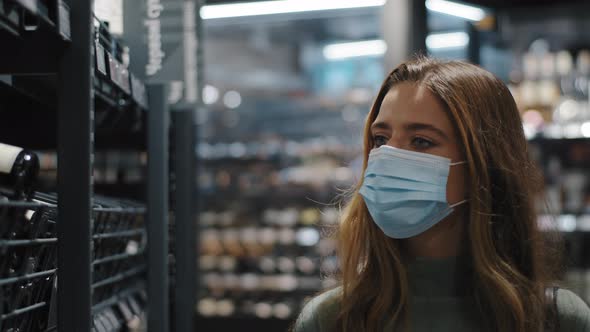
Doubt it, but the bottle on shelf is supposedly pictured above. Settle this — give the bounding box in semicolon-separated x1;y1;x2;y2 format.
276;256;296;274
538;52;560;109
0;143;39;201
258;256;277;274
253;300;273;319
574;50;590;102
556;50;575;98
519;39;559;122
574;50;590;124
553;50;578;133
295;256;317;275
215;298;236;317
272;298;297;320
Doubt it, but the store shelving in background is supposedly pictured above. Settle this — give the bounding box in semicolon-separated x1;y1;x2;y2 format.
196;2;590;331
195;135;361;331
457;0;590;303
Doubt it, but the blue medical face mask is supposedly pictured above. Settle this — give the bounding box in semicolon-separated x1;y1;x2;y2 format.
359;145;467;239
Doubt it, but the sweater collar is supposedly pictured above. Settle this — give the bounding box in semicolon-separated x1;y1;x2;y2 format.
406;255;472;298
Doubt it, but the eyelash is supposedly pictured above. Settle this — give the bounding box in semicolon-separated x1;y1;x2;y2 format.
411;137;435;150
372;135;436;150
373;135;388;147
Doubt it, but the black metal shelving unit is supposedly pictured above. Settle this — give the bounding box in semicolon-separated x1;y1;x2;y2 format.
57;1;93;330
0;199;58;332
170;108;197;332
0;0;186;331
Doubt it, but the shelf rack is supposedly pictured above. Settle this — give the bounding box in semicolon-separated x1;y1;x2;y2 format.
0;0;196;331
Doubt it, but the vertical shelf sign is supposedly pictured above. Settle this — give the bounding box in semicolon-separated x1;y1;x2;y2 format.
145;0;165;77
182;0;198;104
124;0;199;108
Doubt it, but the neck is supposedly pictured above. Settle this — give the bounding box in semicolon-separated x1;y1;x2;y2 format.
401;209;466;259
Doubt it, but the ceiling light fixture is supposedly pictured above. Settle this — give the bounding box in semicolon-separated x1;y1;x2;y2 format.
426;31;469;50
201;0;386;20
323;39;387;60
425;0;486;21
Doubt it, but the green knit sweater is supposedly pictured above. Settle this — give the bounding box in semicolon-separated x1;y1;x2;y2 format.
293;257;590;332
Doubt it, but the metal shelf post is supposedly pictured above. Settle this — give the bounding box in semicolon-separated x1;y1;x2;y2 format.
56;0;94;330
173;109;196;332
147;84;170;332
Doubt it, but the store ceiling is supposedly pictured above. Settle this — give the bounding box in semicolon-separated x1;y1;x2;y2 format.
203;10;381;93
461;0;584;7
205;0;268;3
201;1;460;94
204;0;585;5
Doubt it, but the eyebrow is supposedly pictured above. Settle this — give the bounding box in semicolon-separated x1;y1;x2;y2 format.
371;121;449;140
370;121;391;131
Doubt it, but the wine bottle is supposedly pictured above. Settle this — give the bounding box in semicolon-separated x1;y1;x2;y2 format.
0;143;39;201
295;256;317;275
198;297;217;317
272;299;296;319
254;300;273;319
215;299;236;317
574;50;590;107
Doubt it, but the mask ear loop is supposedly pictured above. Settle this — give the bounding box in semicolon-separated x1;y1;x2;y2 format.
449;199;468;208
448;161;468;208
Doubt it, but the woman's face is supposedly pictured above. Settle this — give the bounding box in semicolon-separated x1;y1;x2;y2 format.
370;82;467;205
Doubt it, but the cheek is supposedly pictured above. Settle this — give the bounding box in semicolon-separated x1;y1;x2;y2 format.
446;166;467;204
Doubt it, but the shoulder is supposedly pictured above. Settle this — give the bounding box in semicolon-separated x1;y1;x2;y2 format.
556;288;590;331
292;287;342;332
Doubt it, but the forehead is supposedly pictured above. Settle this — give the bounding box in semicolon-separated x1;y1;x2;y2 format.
375;82;452;130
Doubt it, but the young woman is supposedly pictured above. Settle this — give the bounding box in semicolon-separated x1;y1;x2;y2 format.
293;57;590;332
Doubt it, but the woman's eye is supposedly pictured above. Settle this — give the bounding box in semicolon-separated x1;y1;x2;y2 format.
411;137;434;149
373;135;388;147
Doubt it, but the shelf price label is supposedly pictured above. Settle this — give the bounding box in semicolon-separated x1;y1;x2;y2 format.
57;0;71;41
130;74;148;108
16;0;37;14
107;53;121;88
120;66;131;95
95;43;108;76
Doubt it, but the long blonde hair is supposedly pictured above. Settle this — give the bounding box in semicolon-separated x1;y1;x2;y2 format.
335;57;561;331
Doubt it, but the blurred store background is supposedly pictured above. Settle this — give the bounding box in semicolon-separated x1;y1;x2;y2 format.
0;0;588;331
190;1;590;330
162;0;589;330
